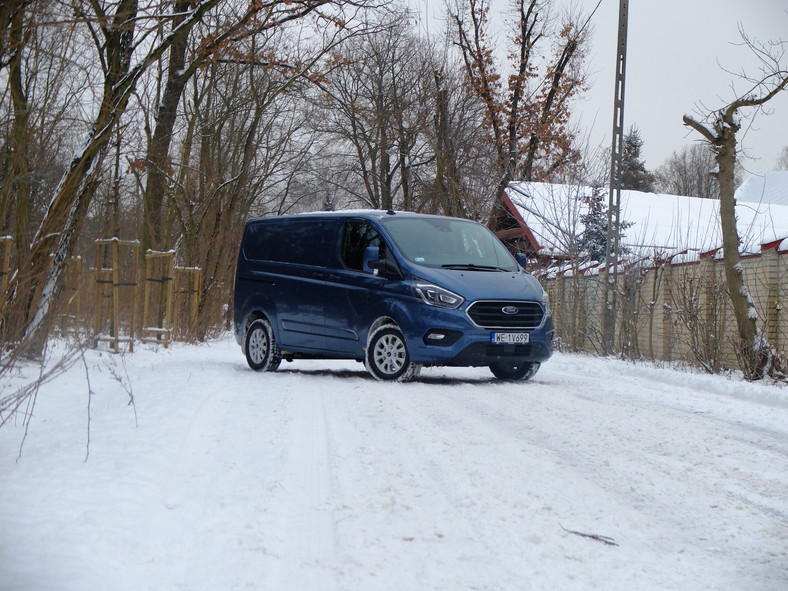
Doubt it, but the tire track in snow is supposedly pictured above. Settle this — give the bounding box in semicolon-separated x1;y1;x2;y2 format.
318;375;616;590
541;362;788;528
423;367;788;589
317;380;498;590
385;379;632;588
270;383;338;591
133;364;299;589
156;357;788;590
318;364;788;590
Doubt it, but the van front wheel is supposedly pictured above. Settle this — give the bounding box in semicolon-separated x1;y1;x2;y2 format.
366;325;419;382
489;361;540;381
245;319;282;372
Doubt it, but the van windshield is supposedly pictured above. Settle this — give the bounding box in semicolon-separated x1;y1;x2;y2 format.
380;217;518;271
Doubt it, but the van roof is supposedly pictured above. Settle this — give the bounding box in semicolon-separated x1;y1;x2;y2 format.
247;210;480;224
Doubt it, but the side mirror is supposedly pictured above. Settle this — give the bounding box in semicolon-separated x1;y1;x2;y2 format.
362;246;379;274
369;257;403;280
515;253;529;271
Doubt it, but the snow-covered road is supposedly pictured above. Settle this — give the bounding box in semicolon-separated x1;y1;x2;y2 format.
1;338;787;590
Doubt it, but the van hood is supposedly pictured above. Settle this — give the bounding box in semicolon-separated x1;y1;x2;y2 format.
410;266;545;302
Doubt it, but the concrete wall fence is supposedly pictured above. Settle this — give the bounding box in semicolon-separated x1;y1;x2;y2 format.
543;245;787;371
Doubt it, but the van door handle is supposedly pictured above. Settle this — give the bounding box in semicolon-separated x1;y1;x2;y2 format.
327;273;340;281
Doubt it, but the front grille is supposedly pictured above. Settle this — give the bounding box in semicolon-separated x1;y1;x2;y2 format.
466;301;544;329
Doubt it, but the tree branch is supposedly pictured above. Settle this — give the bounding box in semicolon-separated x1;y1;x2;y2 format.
682;114;716;144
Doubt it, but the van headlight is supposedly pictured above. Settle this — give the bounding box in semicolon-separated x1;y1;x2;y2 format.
541;289;551;313
413;282;464;309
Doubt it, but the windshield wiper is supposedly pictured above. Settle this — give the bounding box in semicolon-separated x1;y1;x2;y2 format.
441;263;507;271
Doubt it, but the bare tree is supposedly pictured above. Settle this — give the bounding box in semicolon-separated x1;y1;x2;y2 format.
683;27;788;380
0;1;28;71
1;0;31;264
312;13;435;210
1;1;97;360
447;0;597;206
419;65;494;218
654;143;746;199
2;0;378;357
5;0;280;357
670;267;725;374
170;48;319;337
140;0;365;254
2;2;86;267
654;143;720;199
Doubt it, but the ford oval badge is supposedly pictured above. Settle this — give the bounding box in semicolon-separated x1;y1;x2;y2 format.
502;306;519;315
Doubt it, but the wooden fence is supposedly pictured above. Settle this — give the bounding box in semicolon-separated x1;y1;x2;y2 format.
2;239;204;350
543;243;787;370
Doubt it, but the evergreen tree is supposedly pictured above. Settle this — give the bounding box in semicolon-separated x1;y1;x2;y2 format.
620;125;655;192
578;186;633;263
578;187;608;262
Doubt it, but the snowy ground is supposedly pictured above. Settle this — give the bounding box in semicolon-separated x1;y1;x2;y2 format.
1;336;787;591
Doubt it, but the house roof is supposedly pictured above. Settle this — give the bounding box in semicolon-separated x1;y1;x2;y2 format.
736;170;788;206
502;176;788;260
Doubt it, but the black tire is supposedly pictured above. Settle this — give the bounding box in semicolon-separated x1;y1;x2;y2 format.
244;319;282;372
365;325;419;382
489;360;540;381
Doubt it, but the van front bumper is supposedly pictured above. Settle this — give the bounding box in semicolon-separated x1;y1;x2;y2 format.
403;305;554;367
444;339;552;366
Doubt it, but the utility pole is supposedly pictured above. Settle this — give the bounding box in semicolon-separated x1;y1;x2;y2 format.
603;0;629;354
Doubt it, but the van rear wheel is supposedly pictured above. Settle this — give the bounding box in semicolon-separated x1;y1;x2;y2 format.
489;361;540;381
245;319;282;372
366;325;419;382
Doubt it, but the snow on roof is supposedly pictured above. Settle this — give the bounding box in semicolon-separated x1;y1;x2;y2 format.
505;181;788;259
735;170;788;206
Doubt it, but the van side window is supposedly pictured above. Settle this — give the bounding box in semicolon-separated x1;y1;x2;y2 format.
340;221;385;272
244;219;336;267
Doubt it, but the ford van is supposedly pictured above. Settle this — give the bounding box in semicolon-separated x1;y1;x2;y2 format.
233;210;553;381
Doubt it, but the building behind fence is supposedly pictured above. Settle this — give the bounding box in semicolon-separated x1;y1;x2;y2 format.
491;175;788;371
544;242;788;370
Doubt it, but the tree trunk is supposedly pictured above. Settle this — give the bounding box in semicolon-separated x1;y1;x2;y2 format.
7;1;30;263
433;71;458;217
714;121;763;377
142;0;191;254
682;30;788;379
16;0;223;356
22;160;101;354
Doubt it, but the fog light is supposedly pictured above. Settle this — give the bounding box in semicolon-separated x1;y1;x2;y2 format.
423;329;462;347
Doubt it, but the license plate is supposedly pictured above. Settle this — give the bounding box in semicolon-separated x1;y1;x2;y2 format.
491;332;530;344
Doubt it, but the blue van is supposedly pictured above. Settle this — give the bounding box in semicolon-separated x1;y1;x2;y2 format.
233;211;553;381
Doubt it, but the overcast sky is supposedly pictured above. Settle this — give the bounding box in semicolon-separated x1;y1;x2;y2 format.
417;0;788;175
